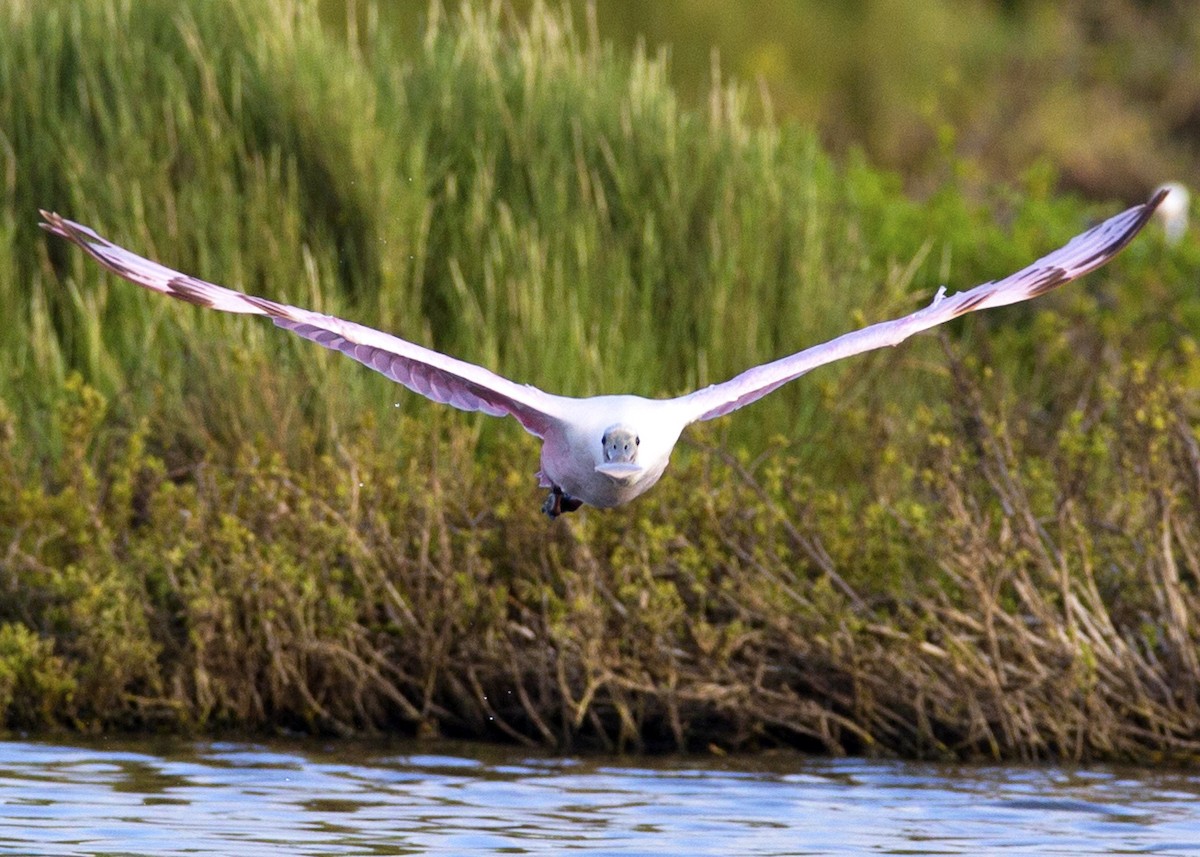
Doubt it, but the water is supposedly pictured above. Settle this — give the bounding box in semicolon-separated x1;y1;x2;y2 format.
0;738;1197;855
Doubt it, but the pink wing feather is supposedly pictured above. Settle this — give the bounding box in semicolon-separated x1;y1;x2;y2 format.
677;190;1166;423
40;212;568;438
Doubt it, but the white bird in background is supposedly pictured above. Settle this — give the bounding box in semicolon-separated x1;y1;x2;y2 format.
41;189;1164;518
1154;182;1190;245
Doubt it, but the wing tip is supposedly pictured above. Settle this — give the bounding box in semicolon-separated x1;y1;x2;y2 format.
1071;189;1169;272
39;209;69;238
38;209;102;249
1147;186;1171;212
1095;188;1168;261
1132;186;1169;236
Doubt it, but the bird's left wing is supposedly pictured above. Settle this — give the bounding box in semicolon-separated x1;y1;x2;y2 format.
40;212;570;438
675;190;1166;424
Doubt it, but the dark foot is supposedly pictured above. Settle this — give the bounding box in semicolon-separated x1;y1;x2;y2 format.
542;486;583;518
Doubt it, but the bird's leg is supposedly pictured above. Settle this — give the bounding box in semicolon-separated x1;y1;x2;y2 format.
542;486;583;518
561;494;583;513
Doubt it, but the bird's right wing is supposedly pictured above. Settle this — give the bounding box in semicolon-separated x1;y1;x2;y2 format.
40;212;570;438
675;190;1165;424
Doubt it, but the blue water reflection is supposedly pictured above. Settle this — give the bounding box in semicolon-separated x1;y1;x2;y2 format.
0;738;1197;855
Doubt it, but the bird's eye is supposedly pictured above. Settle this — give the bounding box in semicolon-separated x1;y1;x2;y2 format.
635;437;640;445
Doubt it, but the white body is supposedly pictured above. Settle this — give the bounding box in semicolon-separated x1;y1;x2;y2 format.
538;395;686;507
41;189;1164;513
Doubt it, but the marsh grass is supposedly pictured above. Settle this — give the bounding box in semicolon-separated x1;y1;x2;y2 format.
1;0;1199;760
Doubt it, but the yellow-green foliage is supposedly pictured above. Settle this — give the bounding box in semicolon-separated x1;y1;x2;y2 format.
1;0;1198;760
2;358;1199;760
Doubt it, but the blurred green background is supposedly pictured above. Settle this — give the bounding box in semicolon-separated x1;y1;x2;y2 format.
321;0;1200;200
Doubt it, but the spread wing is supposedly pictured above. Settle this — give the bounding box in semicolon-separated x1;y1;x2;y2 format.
40;212;570;438
676;190;1166;423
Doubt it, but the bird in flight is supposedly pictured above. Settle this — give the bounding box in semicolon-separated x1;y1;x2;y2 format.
41;190;1164;517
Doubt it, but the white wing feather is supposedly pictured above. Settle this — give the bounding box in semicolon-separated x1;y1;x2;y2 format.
40;189;1164;438
677;190;1166;423
39;212;569;438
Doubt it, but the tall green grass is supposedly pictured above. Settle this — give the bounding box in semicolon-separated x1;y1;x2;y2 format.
325;0;1200;203
1;0;1199;759
9;0;1179;463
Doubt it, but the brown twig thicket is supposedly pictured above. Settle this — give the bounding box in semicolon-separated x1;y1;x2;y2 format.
1;353;1198;763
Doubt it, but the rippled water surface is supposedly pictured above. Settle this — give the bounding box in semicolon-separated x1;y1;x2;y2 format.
0;737;1198;855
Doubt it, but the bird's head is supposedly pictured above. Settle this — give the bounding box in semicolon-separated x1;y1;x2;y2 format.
601;425;640;463
595;425;643;482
